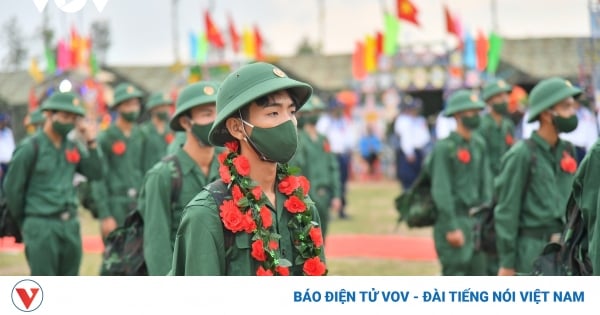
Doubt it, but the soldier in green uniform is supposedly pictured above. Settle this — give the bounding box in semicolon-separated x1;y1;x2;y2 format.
90;82;146;238
476;79;515;276
289;95;341;240
572;137;600;275
3;92;103;275
495;77;580;276
430;89;492;276
169;62;327;276
138;81;221;276
166;132;187;155
140;92;175;172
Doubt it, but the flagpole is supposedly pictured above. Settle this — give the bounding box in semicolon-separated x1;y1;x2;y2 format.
490;0;499;34
171;0;181;65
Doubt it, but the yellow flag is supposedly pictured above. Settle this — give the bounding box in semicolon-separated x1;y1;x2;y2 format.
364;35;377;73
243;27;256;59
28;58;44;83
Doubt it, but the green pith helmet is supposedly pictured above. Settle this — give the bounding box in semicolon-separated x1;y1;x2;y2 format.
208;62;313;146
169;81;220;131
444;89;485;117
299;95;325;113
481;79;513;101
527;77;582;123
41;92;86;116
29;108;45;124
110;83;144;108
146;92;174;111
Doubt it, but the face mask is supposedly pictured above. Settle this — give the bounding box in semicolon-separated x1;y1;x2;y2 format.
552;113;578;133
52;120;75;137
492;102;509;115
190;121;212;146
461;115;481;130
121;111;139;122
240;115;298;163
156;112;170;122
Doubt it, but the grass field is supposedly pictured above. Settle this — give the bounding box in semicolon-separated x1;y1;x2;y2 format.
0;179;441;276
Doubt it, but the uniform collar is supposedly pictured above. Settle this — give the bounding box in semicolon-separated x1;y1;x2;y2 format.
530;131;555;152
175;146;219;177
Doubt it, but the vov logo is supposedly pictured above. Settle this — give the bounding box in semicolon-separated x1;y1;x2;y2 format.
11;279;44;312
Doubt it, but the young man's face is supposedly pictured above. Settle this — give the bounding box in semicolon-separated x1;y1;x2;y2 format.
118;98;141;114
49;110;80;124
245;90;297;131
189;103;216;126
546;97;576;121
151;104;172;116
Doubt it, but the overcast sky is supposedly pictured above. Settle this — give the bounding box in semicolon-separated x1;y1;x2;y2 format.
0;0;593;67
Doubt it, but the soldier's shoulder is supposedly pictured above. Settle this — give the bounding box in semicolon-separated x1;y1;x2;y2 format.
503;139;531;160
181;188;222;223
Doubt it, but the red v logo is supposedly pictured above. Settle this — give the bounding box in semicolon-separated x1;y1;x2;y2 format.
16;288;39;309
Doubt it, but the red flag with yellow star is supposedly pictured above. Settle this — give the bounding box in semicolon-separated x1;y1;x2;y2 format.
396;0;419;27
204;10;225;49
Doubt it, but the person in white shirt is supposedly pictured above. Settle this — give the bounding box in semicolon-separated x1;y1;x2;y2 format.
394;97;432;190
316;100;357;219
0;113;15;181
435;109;456;140
559;101;598;163
520;109;540;139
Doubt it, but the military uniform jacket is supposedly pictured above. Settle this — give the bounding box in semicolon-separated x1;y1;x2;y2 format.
169;177;326;276
140;121;172;173
430;132;493;234
290;130;341;198
138;147;220;276
3;131;103;225
494;132;577;268
477;114;515;176
92;124;146;220
571;138;600;275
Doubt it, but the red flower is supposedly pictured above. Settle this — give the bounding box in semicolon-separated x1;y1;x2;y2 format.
164;133;174;144
297;176;310;196
278;176;299;195
259;206;272;228
65;148;80;164
219;165;231;184
112;140;126;155
309;227;323;248
243;210;257;233
303;256;326;276
251;239;266;261
505;134;514;146
225;141;239;153
219;200;245;233
251;186;262;200
256;266;274;276
231;185;243;205
233;156;251;176
218;151;229;165
268;240;279;250
284;196;307;213
323;140;331;153
457;148;471;164
560;152;577;174
276;266;290;276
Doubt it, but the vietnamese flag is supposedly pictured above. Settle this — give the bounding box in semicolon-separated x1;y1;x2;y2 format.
204;10;225;49
396;0;419;27
254;25;264;61
228;14;240;53
352;41;367;80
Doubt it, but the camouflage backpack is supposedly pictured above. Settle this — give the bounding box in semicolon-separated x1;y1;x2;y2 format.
100;154;183;276
394;153;436;228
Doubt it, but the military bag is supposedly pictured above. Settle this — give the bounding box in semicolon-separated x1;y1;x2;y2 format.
394;153;436;228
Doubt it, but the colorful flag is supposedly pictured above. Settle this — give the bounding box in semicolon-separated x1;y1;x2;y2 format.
396;0;419;27
254;25;264;60
28;58;44;83
383;12;399;56
462;30;476;69
57;39;70;70
352;41;367;80
476;30;489;72
364;34;377;73
487;32;503;75
204;10;225;48
243;27;256;59
228;14;240;53
189;31;198;62
375;31;384;58
197;32;208;63
45;47;56;74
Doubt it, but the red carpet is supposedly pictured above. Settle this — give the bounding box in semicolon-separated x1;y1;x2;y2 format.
0;234;437;261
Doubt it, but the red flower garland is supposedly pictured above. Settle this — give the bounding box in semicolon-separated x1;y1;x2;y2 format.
560;151;577;174
218;141;327;276
165;133;174;144
457;148;471;164
65;148;80;164
112;140;127;155
505;134;514;146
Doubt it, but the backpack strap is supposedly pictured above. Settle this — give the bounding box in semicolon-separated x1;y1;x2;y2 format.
25;136;40;189
524;138;537;190
204;179;235;274
161;155;183;205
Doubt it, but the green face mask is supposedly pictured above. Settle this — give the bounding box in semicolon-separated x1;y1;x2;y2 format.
242;118;298;163
156;112;170;122
52;121;75;137
552;113;578;133
492;102;509;115
121;111;139;122
190;122;212;146
461;114;481;130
